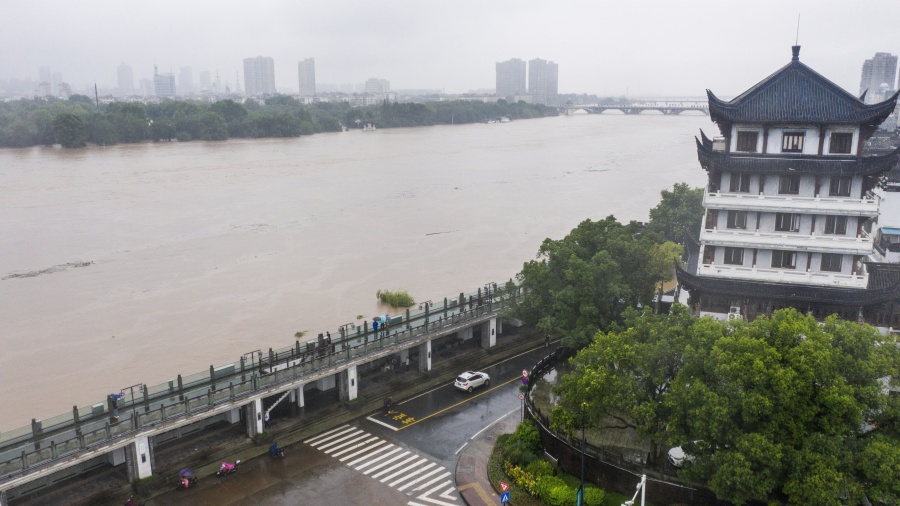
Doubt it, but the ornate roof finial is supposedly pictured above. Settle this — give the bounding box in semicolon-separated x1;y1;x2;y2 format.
791;45;801;61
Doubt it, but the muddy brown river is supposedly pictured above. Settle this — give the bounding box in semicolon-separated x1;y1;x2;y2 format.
0;112;709;431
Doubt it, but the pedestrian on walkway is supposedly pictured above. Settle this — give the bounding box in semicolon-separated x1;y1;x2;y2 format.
264;411;271;429
545;334;550;348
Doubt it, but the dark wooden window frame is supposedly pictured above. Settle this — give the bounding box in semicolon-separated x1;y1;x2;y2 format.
723;247;744;265
778;174;801;195
782;131;805;153
824;215;848;235
775;212;801;232
820;253;843;272
829;132;853;154
729;173;751;193
726;210;747;229
735;131;759;152
771;250;797;269
829;176;852;197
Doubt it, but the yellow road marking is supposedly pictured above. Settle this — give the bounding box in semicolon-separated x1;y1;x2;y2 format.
396;376;523;431
458;482;497;504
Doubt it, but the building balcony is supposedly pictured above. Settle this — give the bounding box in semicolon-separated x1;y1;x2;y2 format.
700;228;874;255
697;262;869;289
703;191;880;217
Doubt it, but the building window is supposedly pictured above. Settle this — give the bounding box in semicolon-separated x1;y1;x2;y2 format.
782;131;805;153
778;174;800;194
735;131;758;152
829;132;853;154
821;253;843;272
729;173;751;193
829;176;852;197
771;250;796;269
775;213;801;232
726;210;747;229
824;215;848;235
723;247;744;265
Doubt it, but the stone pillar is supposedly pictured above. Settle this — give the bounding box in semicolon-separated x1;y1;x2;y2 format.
245;398;263;437
458;326;473;341
481;318;497;349
125;436;154;481
339;365;358;402
418;340;432;372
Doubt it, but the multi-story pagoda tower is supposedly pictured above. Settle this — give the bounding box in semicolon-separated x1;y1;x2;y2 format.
676;46;900;328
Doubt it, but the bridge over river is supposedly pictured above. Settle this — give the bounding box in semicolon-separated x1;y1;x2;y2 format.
0;282;521;505
561;101;709;115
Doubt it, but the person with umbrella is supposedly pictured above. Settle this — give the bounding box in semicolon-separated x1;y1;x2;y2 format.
179;468;197;489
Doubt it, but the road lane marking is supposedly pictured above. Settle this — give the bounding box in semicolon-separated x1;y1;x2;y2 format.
353;447;403;470
454;442;468;455
397;466;444;492
344;442;394;465
366;414;402;431
317;429;364;450
458;482;496;504
331;436;381;458
363;451;411;475
378;456;428;482
371;454;420;479
389;461;436;488
320;432;369;453
304;425;354;445
342;437;391;465
396;375;523;431
470;407;517;440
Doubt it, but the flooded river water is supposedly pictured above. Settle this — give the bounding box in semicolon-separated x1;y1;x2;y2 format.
0;112;709;430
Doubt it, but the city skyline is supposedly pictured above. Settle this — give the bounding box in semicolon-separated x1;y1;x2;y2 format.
5;1;900;98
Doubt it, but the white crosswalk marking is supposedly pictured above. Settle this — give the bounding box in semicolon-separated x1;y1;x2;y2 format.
305;425;462;505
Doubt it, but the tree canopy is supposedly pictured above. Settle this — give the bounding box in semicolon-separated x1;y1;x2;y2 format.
646;182;704;244
0;96;557;148
510;216;683;349
552;306;900;505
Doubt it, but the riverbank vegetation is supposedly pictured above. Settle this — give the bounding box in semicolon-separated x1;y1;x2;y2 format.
0;95;557;148
376;289;415;307
512;183;900;504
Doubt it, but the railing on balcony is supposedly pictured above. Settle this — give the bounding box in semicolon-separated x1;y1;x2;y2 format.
697;263;868;288
703;191;880;216
699;228;874;255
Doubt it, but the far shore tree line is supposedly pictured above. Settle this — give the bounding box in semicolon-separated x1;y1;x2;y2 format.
505;183;900;505
0;95;558;149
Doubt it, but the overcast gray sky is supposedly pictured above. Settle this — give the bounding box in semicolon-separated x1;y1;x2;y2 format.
3;0;900;97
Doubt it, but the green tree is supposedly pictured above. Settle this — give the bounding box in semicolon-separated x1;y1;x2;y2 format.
551;305;706;458
52;112;87;148
150;119;175;141
665;310;900;505
646;182;704;244
512;216;676;348
107;102;149;143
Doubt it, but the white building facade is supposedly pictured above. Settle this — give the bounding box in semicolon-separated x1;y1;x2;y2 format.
678;46;900;328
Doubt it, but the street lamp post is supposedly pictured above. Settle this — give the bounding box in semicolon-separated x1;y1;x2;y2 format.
579;403;586;506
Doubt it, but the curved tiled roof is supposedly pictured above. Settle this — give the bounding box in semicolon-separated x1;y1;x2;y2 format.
675;265;900;305
695;139;900;176
708;47;898;128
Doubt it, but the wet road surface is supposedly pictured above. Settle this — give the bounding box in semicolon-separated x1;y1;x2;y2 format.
148;346;550;505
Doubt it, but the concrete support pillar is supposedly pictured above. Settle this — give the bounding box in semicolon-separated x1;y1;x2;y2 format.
245;398;263;437
107;447;126;466
481;318;496;349
291;385;305;408
458;326;473;341
418;340;432;372
399;348;409;364
339;365;358;402
224;408;240;424
125;436;154;481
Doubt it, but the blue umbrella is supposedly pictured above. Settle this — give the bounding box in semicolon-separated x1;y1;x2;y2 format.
179;468;195;477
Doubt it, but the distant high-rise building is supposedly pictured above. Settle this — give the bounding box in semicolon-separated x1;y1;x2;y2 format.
859;52;897;104
199;71;212;94
495;58;526;99
117;63;134;95
38;66;51;84
528;58;559;106
298;58;316;96
139;78;154;97
50;72;62;96
243;56;276;97
38;66;51;96
364;78;390;94
178;67;194;96
153;65;176;97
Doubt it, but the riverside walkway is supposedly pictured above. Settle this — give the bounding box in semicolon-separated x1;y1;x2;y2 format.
0;281;519;505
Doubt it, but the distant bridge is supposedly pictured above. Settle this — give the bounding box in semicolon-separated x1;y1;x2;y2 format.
561;102;709;116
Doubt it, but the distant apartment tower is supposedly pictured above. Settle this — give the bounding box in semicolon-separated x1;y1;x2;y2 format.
298;58;316;96
178;67;194;96
859;52;897;104
528;58;559;106
364;78;390;94
496;58;526;100
153;65;176;97
243;56;276;97
117;63;134;95
198;71;212;93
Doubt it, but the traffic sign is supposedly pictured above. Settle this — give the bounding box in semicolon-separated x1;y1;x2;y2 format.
518;393;525;400
500;491;511;503
499;481;510;493
522;369;529;378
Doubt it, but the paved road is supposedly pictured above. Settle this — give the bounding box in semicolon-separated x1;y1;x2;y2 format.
148;346;549;505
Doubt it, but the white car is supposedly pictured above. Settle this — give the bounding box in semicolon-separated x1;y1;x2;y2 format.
454;371;490;392
667;441;704;467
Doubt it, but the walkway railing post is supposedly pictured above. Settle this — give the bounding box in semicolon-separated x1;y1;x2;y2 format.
444;297;448;317
209;366;216;392
143;385;150;413
177;374;184;401
72;406;79;426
